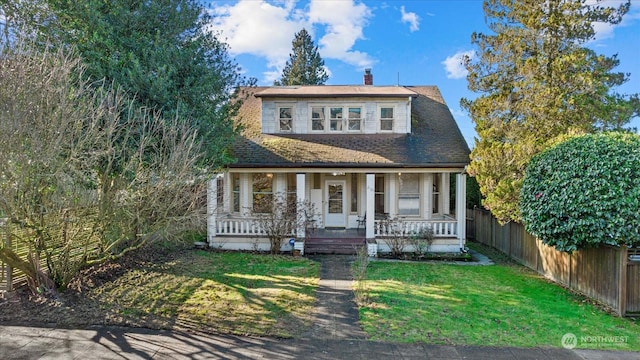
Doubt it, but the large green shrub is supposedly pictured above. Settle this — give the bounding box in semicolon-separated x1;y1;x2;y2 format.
520;132;640;252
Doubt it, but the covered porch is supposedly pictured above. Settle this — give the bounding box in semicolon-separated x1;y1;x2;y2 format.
207;169;467;254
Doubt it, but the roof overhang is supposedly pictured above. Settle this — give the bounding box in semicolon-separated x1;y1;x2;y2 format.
228;163;469;170
255;86;419;99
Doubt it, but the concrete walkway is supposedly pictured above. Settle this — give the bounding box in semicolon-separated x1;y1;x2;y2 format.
301;255;367;340
0;255;637;359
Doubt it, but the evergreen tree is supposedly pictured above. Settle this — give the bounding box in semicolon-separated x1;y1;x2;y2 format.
462;0;640;223
275;28;329;86
33;0;250;166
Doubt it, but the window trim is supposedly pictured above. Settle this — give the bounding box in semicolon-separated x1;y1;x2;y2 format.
329;107;343;132
252;173;274;213
277;104;294;132
347;106;363;132
232;173;240;213
397;173;421;217
309;104;364;133
311;106;325;131
379;105;395;132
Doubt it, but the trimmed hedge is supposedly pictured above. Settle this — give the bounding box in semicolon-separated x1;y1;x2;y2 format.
520;132;640;252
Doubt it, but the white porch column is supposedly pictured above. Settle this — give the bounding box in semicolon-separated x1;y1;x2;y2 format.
274;173;286;196
296;173;306;241
207;176;219;244
222;171;230;213
424;173;433;220
388;173;397;218
366;173;375;240
456;173;467;251
442;172;451;216
240;173;251;216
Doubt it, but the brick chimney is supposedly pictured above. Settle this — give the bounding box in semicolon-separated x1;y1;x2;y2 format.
364;68;373;86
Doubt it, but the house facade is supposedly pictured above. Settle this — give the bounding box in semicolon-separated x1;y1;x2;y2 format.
207;71;471;255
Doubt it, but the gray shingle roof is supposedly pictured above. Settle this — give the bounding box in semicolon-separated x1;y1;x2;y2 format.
230;86;470;169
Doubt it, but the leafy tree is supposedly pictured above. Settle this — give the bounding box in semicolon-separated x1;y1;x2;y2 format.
0;0;52;46
36;0;250;166
466;176;482;209
274;28;329;86
0;42;205;292
520;132;640;253
462;0;640;223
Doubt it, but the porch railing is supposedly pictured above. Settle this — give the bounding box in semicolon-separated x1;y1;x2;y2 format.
215;217;457;238
374;219;457;237
215;217;297;237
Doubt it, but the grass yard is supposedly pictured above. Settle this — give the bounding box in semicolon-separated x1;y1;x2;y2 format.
355;253;640;351
91;250;319;337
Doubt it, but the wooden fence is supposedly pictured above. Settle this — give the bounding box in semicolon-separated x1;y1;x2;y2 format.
472;208;640;316
0;216;103;293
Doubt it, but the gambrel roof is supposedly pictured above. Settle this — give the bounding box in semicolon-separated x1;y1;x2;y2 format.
230;85;470;169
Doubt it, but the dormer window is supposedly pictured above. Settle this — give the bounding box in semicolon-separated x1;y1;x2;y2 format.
330;107;343;131
380;107;394;131
310;105;363;133
279;106;293;131
348;107;362;131
311;107;325;130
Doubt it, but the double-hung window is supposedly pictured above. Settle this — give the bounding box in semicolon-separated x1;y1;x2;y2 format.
398;173;420;216
311;107;325;131
348;107;362;131
330;107;343;131
432;173;440;214
253;173;273;213
232;173;240;213
375;174;385;216
279;106;293;131
380;107;394;131
311;105;363;133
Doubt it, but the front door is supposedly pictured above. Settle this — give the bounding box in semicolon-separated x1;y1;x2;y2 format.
325;180;346;228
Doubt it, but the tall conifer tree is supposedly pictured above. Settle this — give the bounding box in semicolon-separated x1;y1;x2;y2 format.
462;0;639;223
275;28;329;86
24;0;249;166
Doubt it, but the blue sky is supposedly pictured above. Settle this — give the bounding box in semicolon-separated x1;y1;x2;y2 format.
207;0;640;147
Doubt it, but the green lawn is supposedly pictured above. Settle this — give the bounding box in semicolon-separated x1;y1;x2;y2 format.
355;254;640;350
90;250;319;337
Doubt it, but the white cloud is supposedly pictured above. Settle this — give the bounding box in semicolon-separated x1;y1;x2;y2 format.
208;0;374;82
400;6;420;32
442;50;475;79
585;0;640;42
309;0;374;69
208;0;304;74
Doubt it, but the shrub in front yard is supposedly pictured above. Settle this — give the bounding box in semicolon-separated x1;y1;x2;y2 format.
520;132;640;252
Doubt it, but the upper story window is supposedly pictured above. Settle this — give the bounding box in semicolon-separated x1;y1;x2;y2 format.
380;107;394;131
311;107;325;131
348;107;361;131
279;107;293;131
311;105;363;133
330;107;343;131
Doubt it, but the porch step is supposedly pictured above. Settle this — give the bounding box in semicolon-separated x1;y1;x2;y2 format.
304;238;366;255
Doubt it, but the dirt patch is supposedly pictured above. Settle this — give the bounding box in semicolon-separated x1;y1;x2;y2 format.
0;244;186;330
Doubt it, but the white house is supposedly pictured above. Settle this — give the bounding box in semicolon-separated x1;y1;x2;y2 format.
207;71;470;255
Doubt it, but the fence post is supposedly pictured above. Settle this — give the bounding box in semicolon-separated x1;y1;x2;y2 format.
618;245;628;316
